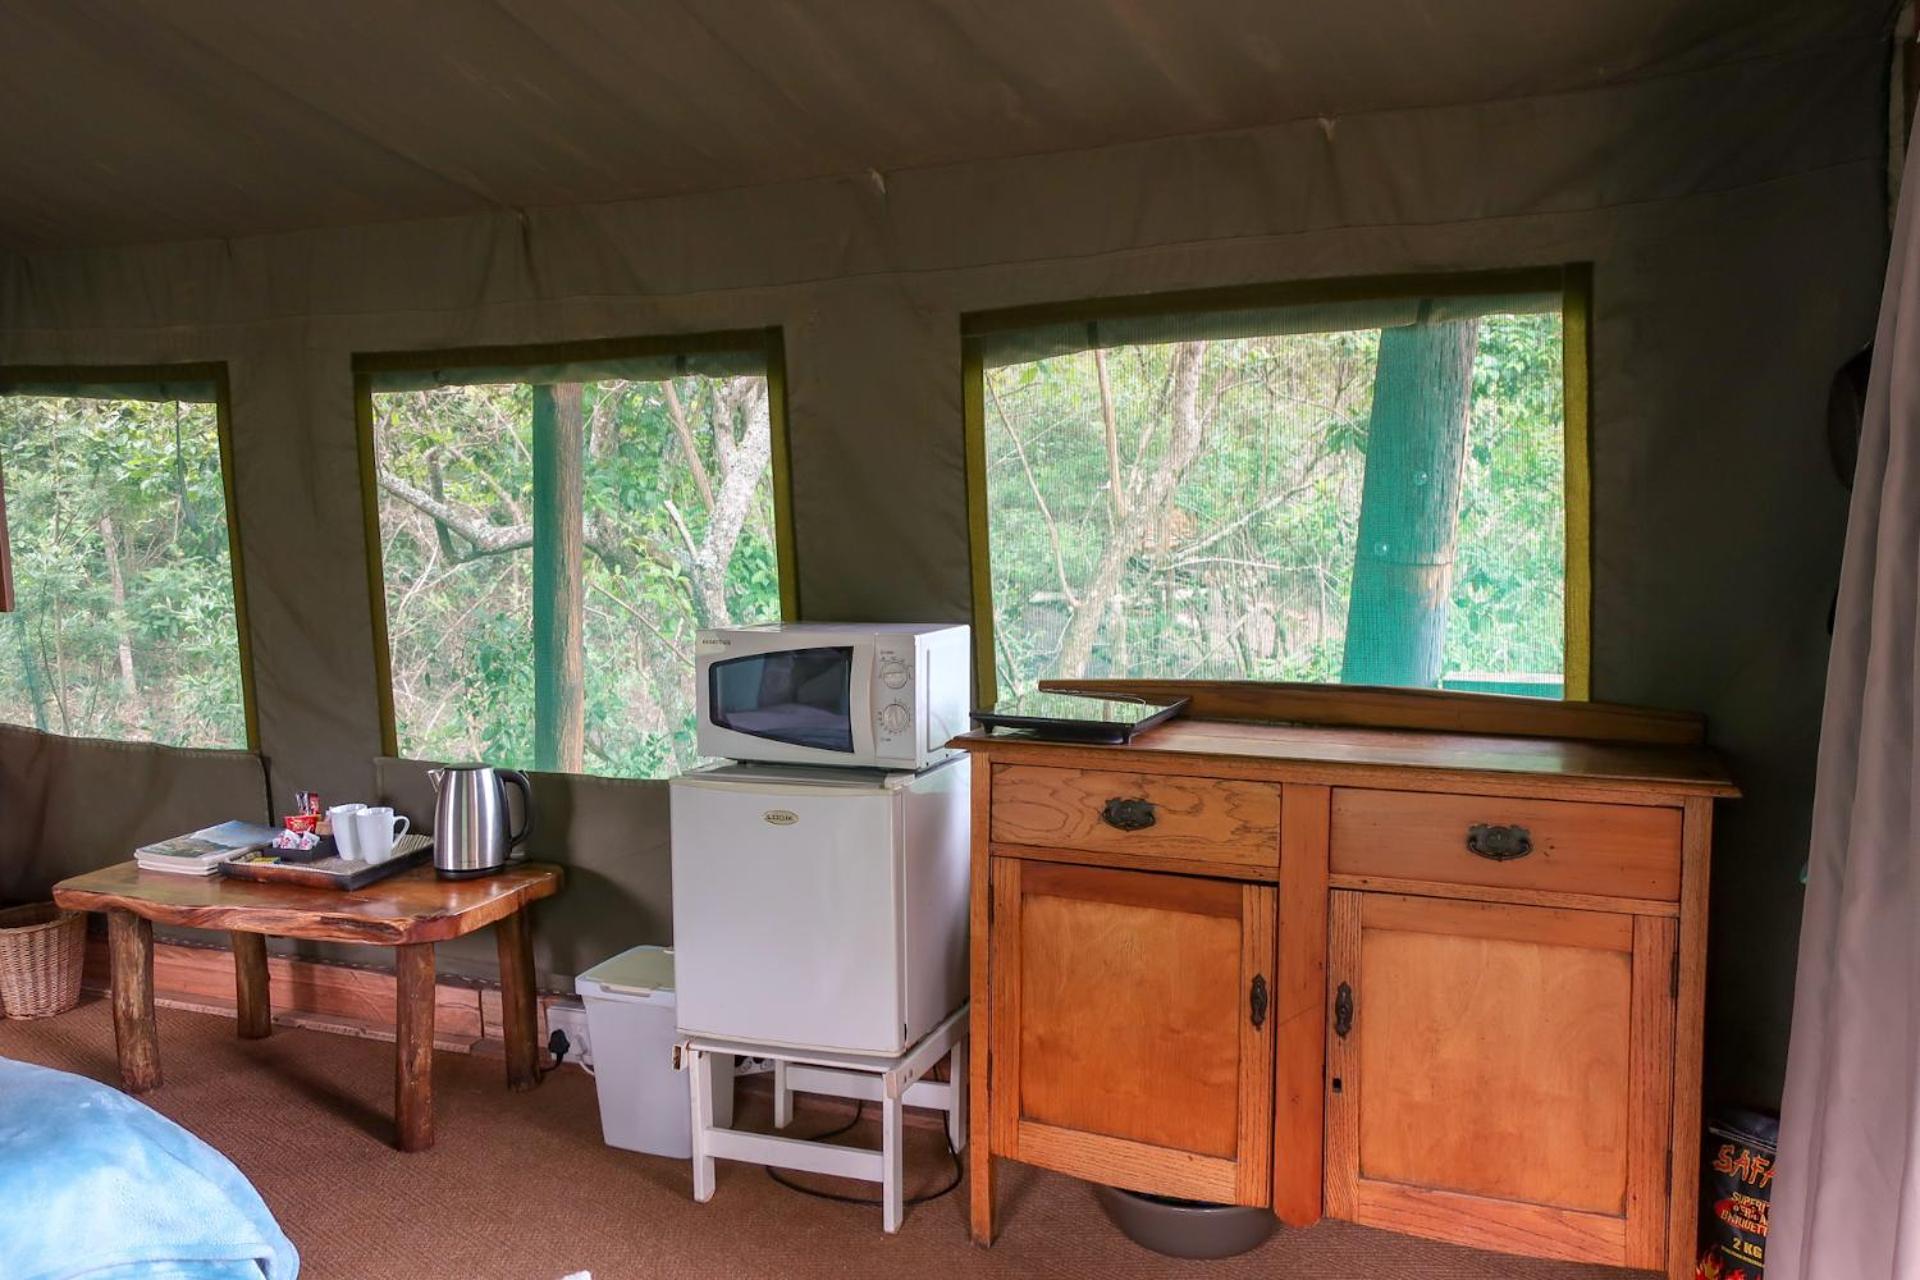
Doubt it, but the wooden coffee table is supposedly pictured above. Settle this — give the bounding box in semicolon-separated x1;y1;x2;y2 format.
53;861;563;1152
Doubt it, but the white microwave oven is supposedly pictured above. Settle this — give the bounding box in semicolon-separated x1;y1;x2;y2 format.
694;622;972;769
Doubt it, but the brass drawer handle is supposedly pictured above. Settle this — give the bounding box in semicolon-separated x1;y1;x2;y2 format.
1101;797;1157;831
1466;823;1533;861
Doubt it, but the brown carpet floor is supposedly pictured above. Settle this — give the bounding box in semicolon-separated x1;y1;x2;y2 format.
0;998;1651;1280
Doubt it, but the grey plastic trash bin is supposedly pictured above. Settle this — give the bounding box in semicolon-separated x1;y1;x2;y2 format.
575;945;733;1158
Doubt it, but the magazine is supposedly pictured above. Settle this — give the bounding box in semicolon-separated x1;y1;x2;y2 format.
135;821;282;875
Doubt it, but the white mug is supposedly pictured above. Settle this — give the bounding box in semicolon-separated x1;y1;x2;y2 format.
326;804;366;860
352;807;410;864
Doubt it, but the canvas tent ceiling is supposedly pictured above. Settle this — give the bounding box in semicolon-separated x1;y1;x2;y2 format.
0;0;1887;249
0;0;1897;1115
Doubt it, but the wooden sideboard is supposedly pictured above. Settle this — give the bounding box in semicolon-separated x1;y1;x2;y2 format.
956;683;1736;1278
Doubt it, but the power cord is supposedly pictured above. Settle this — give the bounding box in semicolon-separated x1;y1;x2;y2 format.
766;1102;964;1207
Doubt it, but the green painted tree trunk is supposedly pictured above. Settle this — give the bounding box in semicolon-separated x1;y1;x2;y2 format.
531;383;585;772
12;615;48;732
1340;319;1479;687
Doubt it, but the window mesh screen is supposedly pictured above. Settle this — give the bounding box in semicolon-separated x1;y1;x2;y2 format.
370;355;781;779
0;389;246;747
979;296;1566;701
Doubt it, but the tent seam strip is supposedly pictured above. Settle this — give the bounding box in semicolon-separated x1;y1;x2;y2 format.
0;153;1881;339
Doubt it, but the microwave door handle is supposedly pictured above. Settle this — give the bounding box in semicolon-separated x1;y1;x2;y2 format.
849;646;876;761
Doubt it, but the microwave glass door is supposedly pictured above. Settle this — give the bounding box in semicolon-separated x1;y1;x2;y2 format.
708;646;856;753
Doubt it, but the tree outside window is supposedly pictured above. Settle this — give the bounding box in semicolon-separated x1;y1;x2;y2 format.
0;383;248;748
368;350;784;780
978;296;1569;702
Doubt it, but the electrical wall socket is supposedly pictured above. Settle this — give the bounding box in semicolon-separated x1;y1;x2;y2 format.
545;1000;592;1069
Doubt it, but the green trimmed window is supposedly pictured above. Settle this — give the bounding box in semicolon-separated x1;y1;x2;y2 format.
968;274;1586;705
0;373;249;747
363;336;791;780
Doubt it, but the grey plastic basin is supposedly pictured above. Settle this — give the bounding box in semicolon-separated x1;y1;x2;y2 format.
1093;1184;1278;1259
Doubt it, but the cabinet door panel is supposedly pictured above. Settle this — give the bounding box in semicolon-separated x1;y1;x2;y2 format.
1358;925;1632;1212
1327;891;1675;1267
1020;882;1243;1155
992;858;1274;1205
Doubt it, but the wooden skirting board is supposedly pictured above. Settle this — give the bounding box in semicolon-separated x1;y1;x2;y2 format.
80;935;559;1060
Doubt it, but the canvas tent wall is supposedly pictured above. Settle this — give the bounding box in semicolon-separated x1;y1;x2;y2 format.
0;1;1892;1111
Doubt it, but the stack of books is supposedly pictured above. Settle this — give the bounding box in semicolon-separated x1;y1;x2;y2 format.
135;821;283;876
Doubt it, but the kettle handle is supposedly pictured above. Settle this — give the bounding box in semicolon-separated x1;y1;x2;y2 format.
500;769;534;850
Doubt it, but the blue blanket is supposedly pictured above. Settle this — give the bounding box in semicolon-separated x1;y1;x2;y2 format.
0;1057;298;1280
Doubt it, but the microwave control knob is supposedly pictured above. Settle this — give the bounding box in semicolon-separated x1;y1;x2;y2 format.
878;659;911;690
880;702;912;733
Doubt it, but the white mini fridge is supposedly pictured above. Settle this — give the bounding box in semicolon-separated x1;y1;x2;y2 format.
668;756;969;1057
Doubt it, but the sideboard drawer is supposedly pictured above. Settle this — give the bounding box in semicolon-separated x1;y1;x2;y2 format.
1329;789;1682;901
991;765;1279;869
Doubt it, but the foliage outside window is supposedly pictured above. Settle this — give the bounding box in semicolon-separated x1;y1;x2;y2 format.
0;381;249;747
367;344;785;780
974;287;1575;703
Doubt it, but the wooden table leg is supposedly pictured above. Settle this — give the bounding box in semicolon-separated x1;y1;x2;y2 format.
231;932;270;1039
394;942;436;1152
495;906;540;1092
107;909;160;1093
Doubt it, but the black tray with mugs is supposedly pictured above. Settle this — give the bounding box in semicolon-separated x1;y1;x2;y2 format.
222;835;433;890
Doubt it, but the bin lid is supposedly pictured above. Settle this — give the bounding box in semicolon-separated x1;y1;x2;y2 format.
576;944;675;998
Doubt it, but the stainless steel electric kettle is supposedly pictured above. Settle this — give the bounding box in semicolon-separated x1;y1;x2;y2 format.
429;764;533;878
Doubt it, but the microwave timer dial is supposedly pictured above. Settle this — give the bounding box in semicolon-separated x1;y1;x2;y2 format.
879;702;913;733
878;658;911;690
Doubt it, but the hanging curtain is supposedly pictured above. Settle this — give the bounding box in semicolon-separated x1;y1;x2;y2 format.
1769;131;1920;1277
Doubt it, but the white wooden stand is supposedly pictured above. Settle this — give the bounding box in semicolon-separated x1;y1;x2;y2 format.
678;1005;968;1233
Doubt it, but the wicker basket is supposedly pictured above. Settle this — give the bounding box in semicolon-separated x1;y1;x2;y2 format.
0;902;85;1019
